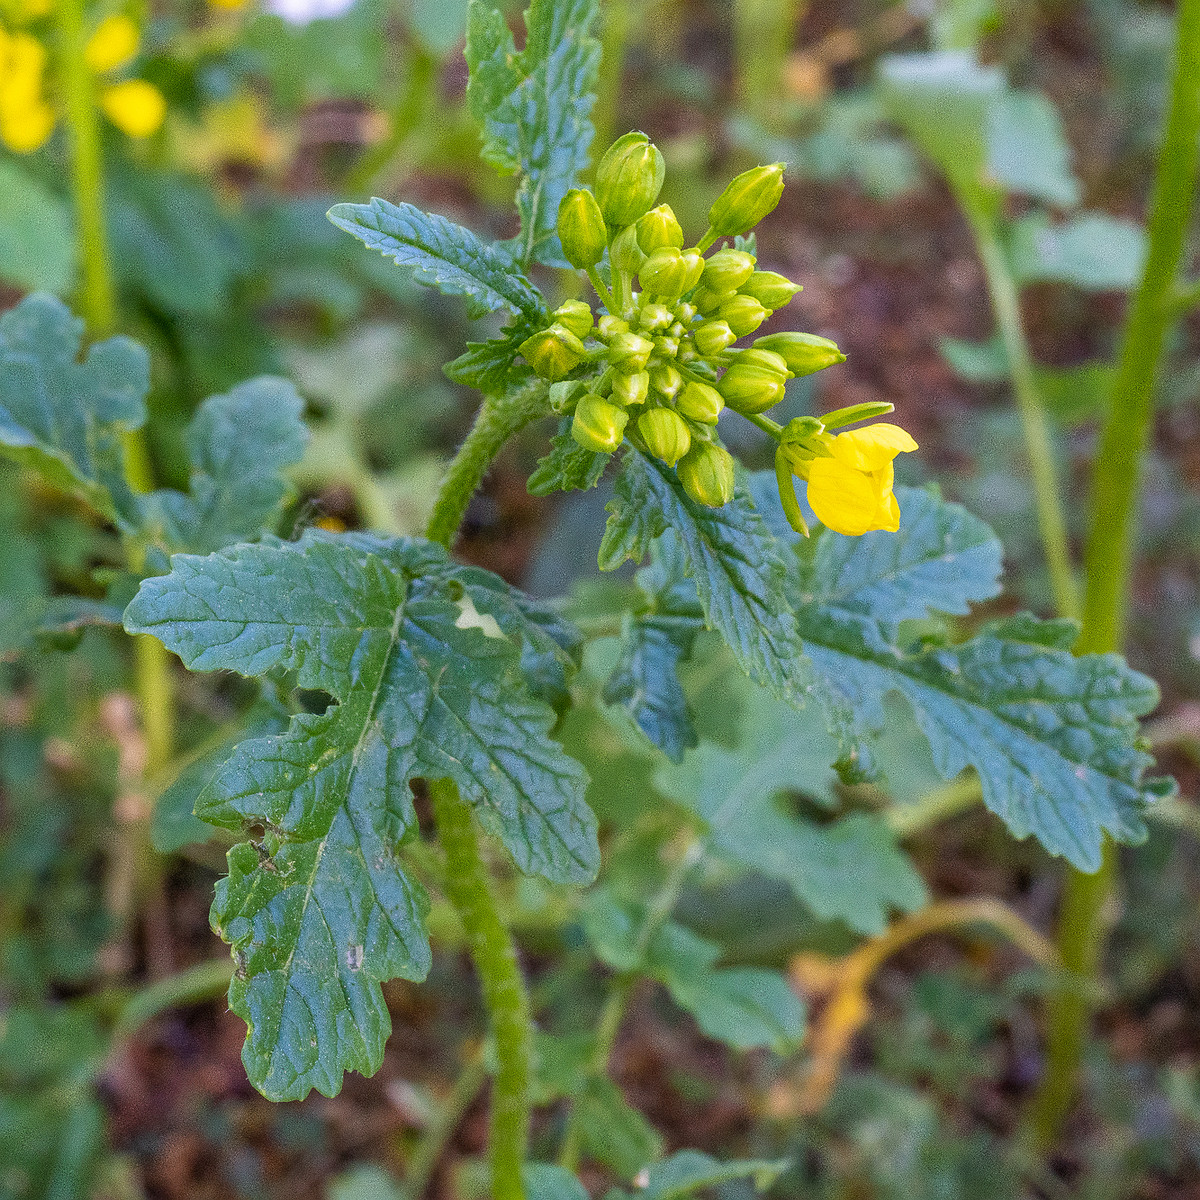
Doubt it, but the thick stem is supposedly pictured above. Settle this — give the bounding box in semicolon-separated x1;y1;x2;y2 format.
964;203;1079;621
1030;0;1200;1146
428;779;531;1200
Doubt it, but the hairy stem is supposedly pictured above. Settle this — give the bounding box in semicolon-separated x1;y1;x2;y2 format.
1029;0;1200;1146
429;779;531;1200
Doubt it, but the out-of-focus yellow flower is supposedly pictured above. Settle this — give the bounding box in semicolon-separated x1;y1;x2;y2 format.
805;422;918;537
84;12;138;71
208;0;250;11
101;77;164;136
0;27;54;151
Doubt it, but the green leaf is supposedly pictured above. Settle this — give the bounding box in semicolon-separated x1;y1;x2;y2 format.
656;685;927;933
0;293;146;527
641;1150;790;1199
576;1076;664;1178
146;378;309;553
939;333;1009;382
602;532;704;761
528;429;608;496
328;197;546;319
0;161;74;294
465;0;601;266
600;449;813;706
328;1165;405;1200
523;1163;590;1200
1008;212;1147;290
444;322;538;393
986;90;1080;208
124;530;595;1100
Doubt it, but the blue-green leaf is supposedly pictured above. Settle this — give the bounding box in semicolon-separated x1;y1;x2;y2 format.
641;1150;790;1199
0;161;74;294
523;1163;590;1200
1008;212;1147;291
328;198;546;318
986;90;1080;208
465;0;601;266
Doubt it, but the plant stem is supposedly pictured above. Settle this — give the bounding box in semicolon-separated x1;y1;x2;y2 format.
963;202;1079;621
113;957;235;1041
404;1053;488;1200
428;779;531;1200
1029;0;1200;1146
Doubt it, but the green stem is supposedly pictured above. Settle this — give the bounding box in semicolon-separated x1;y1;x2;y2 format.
963;202;1079;621
586;265;618;313
404;1054;488;1199
428;779;531;1200
113;957;234;1041
1029;0;1200;1147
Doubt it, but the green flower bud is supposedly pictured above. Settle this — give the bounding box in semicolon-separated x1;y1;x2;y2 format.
674;300;698;325
572;393;628;452
718;356;788;414
520;323;588;381
611;369;650;406
677;379;724;424
650;363;683;401
638;407;692;467
701;249;756;294
678;441;736;507
636;203;683;253
735;347;791;376
718;294;768;337
557;188;607;270
740;270;801;310
708;163;786;237
597;314;629;341
638;302;674;331
608;330;655;372
668;321;685;338
594;131;666;228
610;223;646;277
752;331;846;376
691;286;723;316
554;299;594;340
639;247;704;299
693;319;737;357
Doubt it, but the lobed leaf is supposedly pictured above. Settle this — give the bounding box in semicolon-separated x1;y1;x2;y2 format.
527;428;608;496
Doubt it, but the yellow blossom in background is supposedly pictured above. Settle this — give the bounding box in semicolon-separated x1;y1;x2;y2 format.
0;27;54;151
83;12;138;71
207;0;250;11
806;422;918;537
101;77;165;136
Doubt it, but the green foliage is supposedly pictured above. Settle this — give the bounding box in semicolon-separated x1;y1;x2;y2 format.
607;1150;790;1199
0;160;74;294
1007;212;1147;290
124;530;596;1099
465;0;601;265
527;427;609;495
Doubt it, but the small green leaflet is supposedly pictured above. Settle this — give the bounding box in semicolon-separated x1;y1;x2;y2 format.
145;378;309;553
523;1163;590;1200
602;532;705;761
328;197;546;319
527;429;608;496
1007;212;1147;291
572;1077;664;1178
600;449;814;706
444;321;537;393
124;530;596;1100
0;293;146;528
465;0;601;266
604;1151;790;1200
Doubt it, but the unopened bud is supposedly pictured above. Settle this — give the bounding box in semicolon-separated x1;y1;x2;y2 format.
639;247;704;299
740;270;801;310
718;356;788;414
691;287;723;316
638;407;691;467
608;331;655;372
674;301;697;325
520;324;587;381
752;331;845;377
736;347;791;376
718;294;768;337
677;380;724;424
708;163;786;237
638;302;673;331
653;334;680;359
554;299;594;340
612;369;650;406
636;204;683;253
701;249;756;294
693;320;737;357
557;188;607;270
650;363;683;401
678;441;736;507
572;394;628;453
597;314;629;341
594;131;666;228
610;223;646;277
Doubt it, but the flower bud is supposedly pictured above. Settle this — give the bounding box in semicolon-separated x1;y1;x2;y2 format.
608;331;655;372
678;441;736;507
572;394;628;453
594;131;666;228
708;163;786;237
520;324;588;381
740;270;801;310
650;363;683;401
736;347;791;376
597;314;629;341
691;287;723;316
557;188;607;270
674;301;698;325
610;223;646;277
668;321;686;338
636;203;683;253
554;299;594;340
718;294;768;337
693;320;737;358
638;407;691;467
701;249;756;294
752;331;846;377
639;247;704;299
611;369;650;406
677;380;724;424
638;302;674;331
718;357;788;414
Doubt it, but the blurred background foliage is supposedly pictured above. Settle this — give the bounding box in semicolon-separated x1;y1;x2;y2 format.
3;0;1200;1195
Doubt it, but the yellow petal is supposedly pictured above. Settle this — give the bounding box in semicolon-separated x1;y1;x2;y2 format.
101;79;165;137
877;489;901;532
807;457;886;537
208;0;251;10
1;101;54;152
86;14;139;73
829;422;919;471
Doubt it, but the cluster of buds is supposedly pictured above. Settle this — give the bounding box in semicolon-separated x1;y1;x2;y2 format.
519;130;914;530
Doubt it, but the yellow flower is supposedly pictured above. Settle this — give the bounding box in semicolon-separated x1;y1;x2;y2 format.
84;13;138;72
805;422;918;537
0;27;54;151
101;76;164;136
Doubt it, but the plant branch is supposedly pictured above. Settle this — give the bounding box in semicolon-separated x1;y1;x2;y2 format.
404;1050;489;1200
